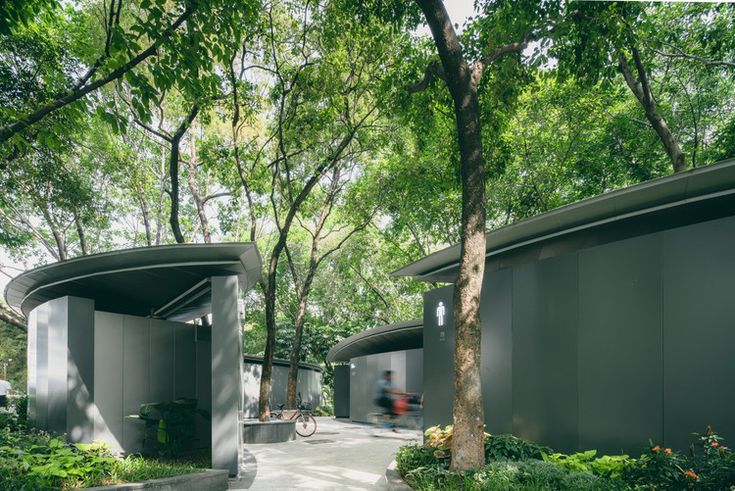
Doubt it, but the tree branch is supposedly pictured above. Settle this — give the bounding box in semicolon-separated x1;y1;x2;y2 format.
472;32;534;86
408;60;446;93
0;6;195;145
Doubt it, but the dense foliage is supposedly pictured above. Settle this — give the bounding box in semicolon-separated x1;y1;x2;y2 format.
397;425;735;490
0;397;204;490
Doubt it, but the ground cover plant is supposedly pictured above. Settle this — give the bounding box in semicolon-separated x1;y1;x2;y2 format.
0;396;206;490
396;425;735;490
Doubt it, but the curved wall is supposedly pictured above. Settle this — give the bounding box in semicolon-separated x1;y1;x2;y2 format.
348;348;423;423
242;357;322;418
423;213;735;454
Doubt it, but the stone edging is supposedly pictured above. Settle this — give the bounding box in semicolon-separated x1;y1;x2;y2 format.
85;469;229;491
385;460;413;491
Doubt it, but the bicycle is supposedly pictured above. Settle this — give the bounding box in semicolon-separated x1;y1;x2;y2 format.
367;393;422;434
269;392;317;437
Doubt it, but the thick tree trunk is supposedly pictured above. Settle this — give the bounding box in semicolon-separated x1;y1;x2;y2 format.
415;0;486;470
618;49;686;173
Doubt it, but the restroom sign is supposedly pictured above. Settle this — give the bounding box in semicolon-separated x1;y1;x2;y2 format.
436;301;446;327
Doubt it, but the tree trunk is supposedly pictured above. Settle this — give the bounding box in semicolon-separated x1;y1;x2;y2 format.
187;121;211;242
258;251;281;420
168;105;199;244
416;0;487;470
618;49;686;173
286;295;308;409
73;210;88;255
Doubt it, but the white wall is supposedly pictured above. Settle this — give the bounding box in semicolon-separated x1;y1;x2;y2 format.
93;312;199;453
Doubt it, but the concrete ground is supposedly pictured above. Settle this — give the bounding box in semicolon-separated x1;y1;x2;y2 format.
230;417;420;490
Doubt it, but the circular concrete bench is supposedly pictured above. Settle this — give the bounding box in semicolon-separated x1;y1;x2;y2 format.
242;419;296;443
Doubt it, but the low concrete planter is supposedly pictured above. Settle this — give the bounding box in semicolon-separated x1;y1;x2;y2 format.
86;469;228;491
242;419;296;443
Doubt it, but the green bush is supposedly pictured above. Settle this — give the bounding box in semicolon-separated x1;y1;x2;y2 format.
485;434;551;461
400;426;735;490
404;459;622;491
396;444;443;476
0;425;205;490
136;398;209;458
543;449;632;479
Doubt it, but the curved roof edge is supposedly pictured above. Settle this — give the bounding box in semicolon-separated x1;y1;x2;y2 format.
243;354;323;373
327;319;423;363
5;243;262;317
393;158;735;281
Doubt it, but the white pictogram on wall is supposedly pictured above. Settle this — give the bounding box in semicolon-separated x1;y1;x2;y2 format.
436;301;446;327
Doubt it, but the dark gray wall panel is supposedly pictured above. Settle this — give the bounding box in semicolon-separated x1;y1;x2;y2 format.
333;365;350;418
174;324;196;399
663;216;735;450
66;296;95;442
349;355;368;422
94;312;124;452
482;269;513;435
122;315;150;453
512;257;577;451
405;349;424;397
578;234;663;454
422;286;454;429
149;319;175;403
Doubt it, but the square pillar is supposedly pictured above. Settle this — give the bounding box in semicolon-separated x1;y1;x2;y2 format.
27;296;94;439
210;276;243;477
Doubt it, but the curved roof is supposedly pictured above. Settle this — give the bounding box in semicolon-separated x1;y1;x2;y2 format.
394;158;735;282
5;243;261;319
327;319;422;362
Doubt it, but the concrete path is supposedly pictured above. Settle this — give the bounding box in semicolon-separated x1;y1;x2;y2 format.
230;417;420;490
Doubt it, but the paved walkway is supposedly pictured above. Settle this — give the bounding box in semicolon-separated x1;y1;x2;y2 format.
230;417;420;490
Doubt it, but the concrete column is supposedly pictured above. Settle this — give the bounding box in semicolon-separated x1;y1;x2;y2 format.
26;308;38;426
210;276;243;477
27;296;94;439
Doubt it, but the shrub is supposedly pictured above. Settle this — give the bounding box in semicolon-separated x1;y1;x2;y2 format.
424;425;551;462
685;427;735;490
622;442;686;489
404;459;622;491
0;426;204;490
485;434;551;461
136;398;209;457
396;444;443;476
543;449;632;479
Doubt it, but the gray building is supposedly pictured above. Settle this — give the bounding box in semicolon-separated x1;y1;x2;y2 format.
5;243;262;477
242;355;322;418
328;320;423;423
395;158;735;455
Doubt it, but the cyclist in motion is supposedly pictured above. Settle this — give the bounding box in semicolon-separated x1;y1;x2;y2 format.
373;370;404;432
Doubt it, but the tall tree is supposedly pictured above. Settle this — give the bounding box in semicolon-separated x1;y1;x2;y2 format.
407;0;548;469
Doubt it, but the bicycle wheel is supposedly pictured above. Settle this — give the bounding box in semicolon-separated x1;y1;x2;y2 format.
294;414;317;437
